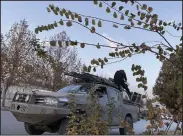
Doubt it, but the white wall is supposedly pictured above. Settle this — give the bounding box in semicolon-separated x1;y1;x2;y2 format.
1;85;46;99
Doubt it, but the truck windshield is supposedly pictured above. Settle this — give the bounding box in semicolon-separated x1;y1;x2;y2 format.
57;84;91;94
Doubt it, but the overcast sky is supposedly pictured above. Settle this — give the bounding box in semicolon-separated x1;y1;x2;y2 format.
1;1;182;98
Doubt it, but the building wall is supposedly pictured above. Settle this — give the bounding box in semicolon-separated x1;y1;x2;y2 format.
1;84;47;100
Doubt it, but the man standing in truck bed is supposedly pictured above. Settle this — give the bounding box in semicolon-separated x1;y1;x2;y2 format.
114;69;131;97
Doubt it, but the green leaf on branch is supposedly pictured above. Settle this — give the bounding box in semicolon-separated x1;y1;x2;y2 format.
130;13;136;18
65;12;69;19
78;16;82;22
96;43;101;49
59;11;63;16
49;4;54;10
120;14;124;20
80;43;85;48
93;0;98;5
136;77;140;82
65;41;69;46
143;24;149;29
99;2;102;7
92;19;96;25
53;21;58;27
93;67;96;72
138;83;143;88
46;7;51;12
53;10;58;15
35;28;39;34
71;14;75;20
88;65;91;72
161;31;165;35
141;4;147;10
137;11;141;16
104;57;108;62
111;2;116;7
140;13;146;20
125;10;129;16
59;19;64;25
166;47;173;52
144;86;148;91
137;21;142;25
124;25;131;29
128;18;132;22
113;24;119;28
83;66;87;72
55;6;60;12
163;22;167;26
128;53;132;57
58;40;62;47
136;5;139;10
50;41;56;46
131;21;134;26
106;7;111;13
98;20;102;27
113;12;118;18
145;17;150;23
75;13;79;18
85;17;89;26
115;52;119;56
119;6;124;11
62;8;66;14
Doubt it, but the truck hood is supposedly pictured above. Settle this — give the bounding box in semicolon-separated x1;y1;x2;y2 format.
32;91;88;105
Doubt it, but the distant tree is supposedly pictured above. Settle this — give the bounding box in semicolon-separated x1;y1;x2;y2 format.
1;19;36;106
41;31;82;91
153;47;182;116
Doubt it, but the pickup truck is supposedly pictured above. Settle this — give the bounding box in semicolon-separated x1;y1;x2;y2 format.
9;73;141;135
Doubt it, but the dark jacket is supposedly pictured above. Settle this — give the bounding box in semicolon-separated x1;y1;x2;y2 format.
114;70;127;85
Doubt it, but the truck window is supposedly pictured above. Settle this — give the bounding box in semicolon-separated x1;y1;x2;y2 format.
122;91;130;101
107;87;118;102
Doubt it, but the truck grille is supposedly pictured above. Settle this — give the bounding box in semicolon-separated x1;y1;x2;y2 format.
35;97;45;104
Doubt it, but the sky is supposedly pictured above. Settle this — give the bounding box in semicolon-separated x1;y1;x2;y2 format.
1;1;182;98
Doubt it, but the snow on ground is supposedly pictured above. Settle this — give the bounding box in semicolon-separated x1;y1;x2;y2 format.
1;110;181;135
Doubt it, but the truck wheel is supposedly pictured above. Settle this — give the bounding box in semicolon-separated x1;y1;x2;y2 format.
58;118;69;135
124;116;133;135
119;116;133;135
24;122;44;135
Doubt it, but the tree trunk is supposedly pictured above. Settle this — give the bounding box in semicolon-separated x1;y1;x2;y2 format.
2;85;9;107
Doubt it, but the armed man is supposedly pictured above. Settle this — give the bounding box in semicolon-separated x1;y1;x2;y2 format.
114;69;131;97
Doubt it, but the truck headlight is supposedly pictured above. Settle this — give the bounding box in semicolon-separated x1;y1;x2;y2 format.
15;94;20;101
44;97;58;105
59;98;68;102
25;95;30;102
58;98;68;107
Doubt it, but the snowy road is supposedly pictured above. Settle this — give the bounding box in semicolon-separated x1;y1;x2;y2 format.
1;109;181;135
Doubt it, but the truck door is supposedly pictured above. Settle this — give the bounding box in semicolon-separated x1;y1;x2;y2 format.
121;91;139;122
106;87;122;126
95;86;108;122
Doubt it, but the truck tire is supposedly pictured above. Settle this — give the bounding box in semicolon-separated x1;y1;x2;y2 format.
119;116;133;135
24;122;44;135
58;118;69;135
